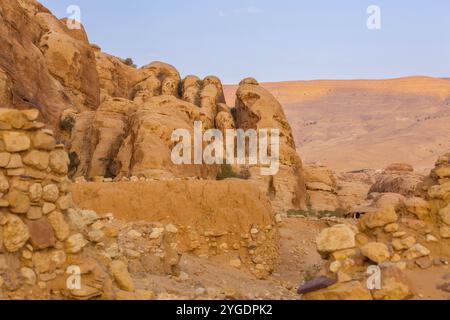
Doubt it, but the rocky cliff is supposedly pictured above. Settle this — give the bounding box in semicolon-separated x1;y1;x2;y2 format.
0;0;308;214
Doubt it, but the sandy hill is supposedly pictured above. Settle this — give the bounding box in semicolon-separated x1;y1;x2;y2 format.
225;77;450;172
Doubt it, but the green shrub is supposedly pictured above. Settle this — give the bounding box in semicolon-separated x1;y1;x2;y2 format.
124;58;137;68
59;117;75;131
216;164;250;181
99;157;117;179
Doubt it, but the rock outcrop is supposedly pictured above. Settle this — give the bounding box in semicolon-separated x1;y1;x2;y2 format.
62;68;308;213
369;163;424;197
235;79;308;212
0;0;100;127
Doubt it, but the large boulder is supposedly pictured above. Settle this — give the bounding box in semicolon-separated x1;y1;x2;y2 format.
369;164;424;196
316;224;356;254
0;0;101;127
94;49;141;100
235;80;308;211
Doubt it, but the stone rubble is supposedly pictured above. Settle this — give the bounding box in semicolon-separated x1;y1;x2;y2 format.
300;154;450;300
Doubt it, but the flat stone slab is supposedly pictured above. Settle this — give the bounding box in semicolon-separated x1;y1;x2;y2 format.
297;276;337;295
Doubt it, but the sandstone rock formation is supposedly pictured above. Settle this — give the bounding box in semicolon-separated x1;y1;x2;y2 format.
0;0;100;127
62;68;308;213
369;163;424;197
234;79;308;212
301;164;372;215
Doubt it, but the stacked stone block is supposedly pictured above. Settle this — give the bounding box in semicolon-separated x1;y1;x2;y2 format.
0;108;87;298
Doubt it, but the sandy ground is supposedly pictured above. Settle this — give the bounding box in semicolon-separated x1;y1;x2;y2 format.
134;217;450;300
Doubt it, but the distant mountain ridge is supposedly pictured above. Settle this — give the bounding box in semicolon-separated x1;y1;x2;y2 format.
225;76;450;172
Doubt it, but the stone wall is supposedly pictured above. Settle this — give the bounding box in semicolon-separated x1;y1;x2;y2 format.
0;108;84;299
71;179;280;279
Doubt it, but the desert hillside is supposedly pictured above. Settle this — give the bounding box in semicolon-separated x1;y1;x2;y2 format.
225;77;450;172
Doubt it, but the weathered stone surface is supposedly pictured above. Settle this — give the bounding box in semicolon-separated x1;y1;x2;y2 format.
392;236;416;251
360;206;398;229
438;204;450;226
360;242;391;264
26;218;56;250
65;233;88;253
49;149;69;174
235;80;308;210
435;165;450;179
372;267;413;300
403;244;430;260
316;224;356;253
48;211;70;241
2;214;30;252
56;195;72;211
2;132;31;152
372;277;413;300
22;150;50;170
405;197;430;220
0;171;9;193
297;276;337;295
27;206;43;220
42;184;59;202
115;290;155;301
369;167;423;197
0;109;29;129
5;153;22;169
302;281;372;300
0;152;11;167
111;260;135;292
42;202;56;215
5;190;30;214
31;131;56;151
29;183;43;202
20;267;36;285
440;226;450;238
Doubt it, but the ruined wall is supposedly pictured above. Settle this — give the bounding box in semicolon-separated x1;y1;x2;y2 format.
71;179;280;279
0;108;82;299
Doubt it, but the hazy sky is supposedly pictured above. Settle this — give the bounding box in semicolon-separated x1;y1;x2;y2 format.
40;0;450;83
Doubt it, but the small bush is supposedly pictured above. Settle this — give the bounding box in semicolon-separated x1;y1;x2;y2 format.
68;152;79;177
99;157;117;179
216;164;250;181
59;117;75;131
124;58;137;68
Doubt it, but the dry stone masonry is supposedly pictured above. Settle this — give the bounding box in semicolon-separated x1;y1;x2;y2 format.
300;154;450;300
0;109;181;300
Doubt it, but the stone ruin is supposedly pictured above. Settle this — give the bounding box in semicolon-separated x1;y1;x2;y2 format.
0;108;176;299
0;108;283;300
299;154;450;300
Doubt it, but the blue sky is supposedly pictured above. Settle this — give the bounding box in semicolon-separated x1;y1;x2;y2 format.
40;0;450;83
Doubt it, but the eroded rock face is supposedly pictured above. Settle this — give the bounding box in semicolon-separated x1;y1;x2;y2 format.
36;12;100;111
94;49;141;101
369;163;424;197
235;80;308;212
0;0;100;127
64;61;308;213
